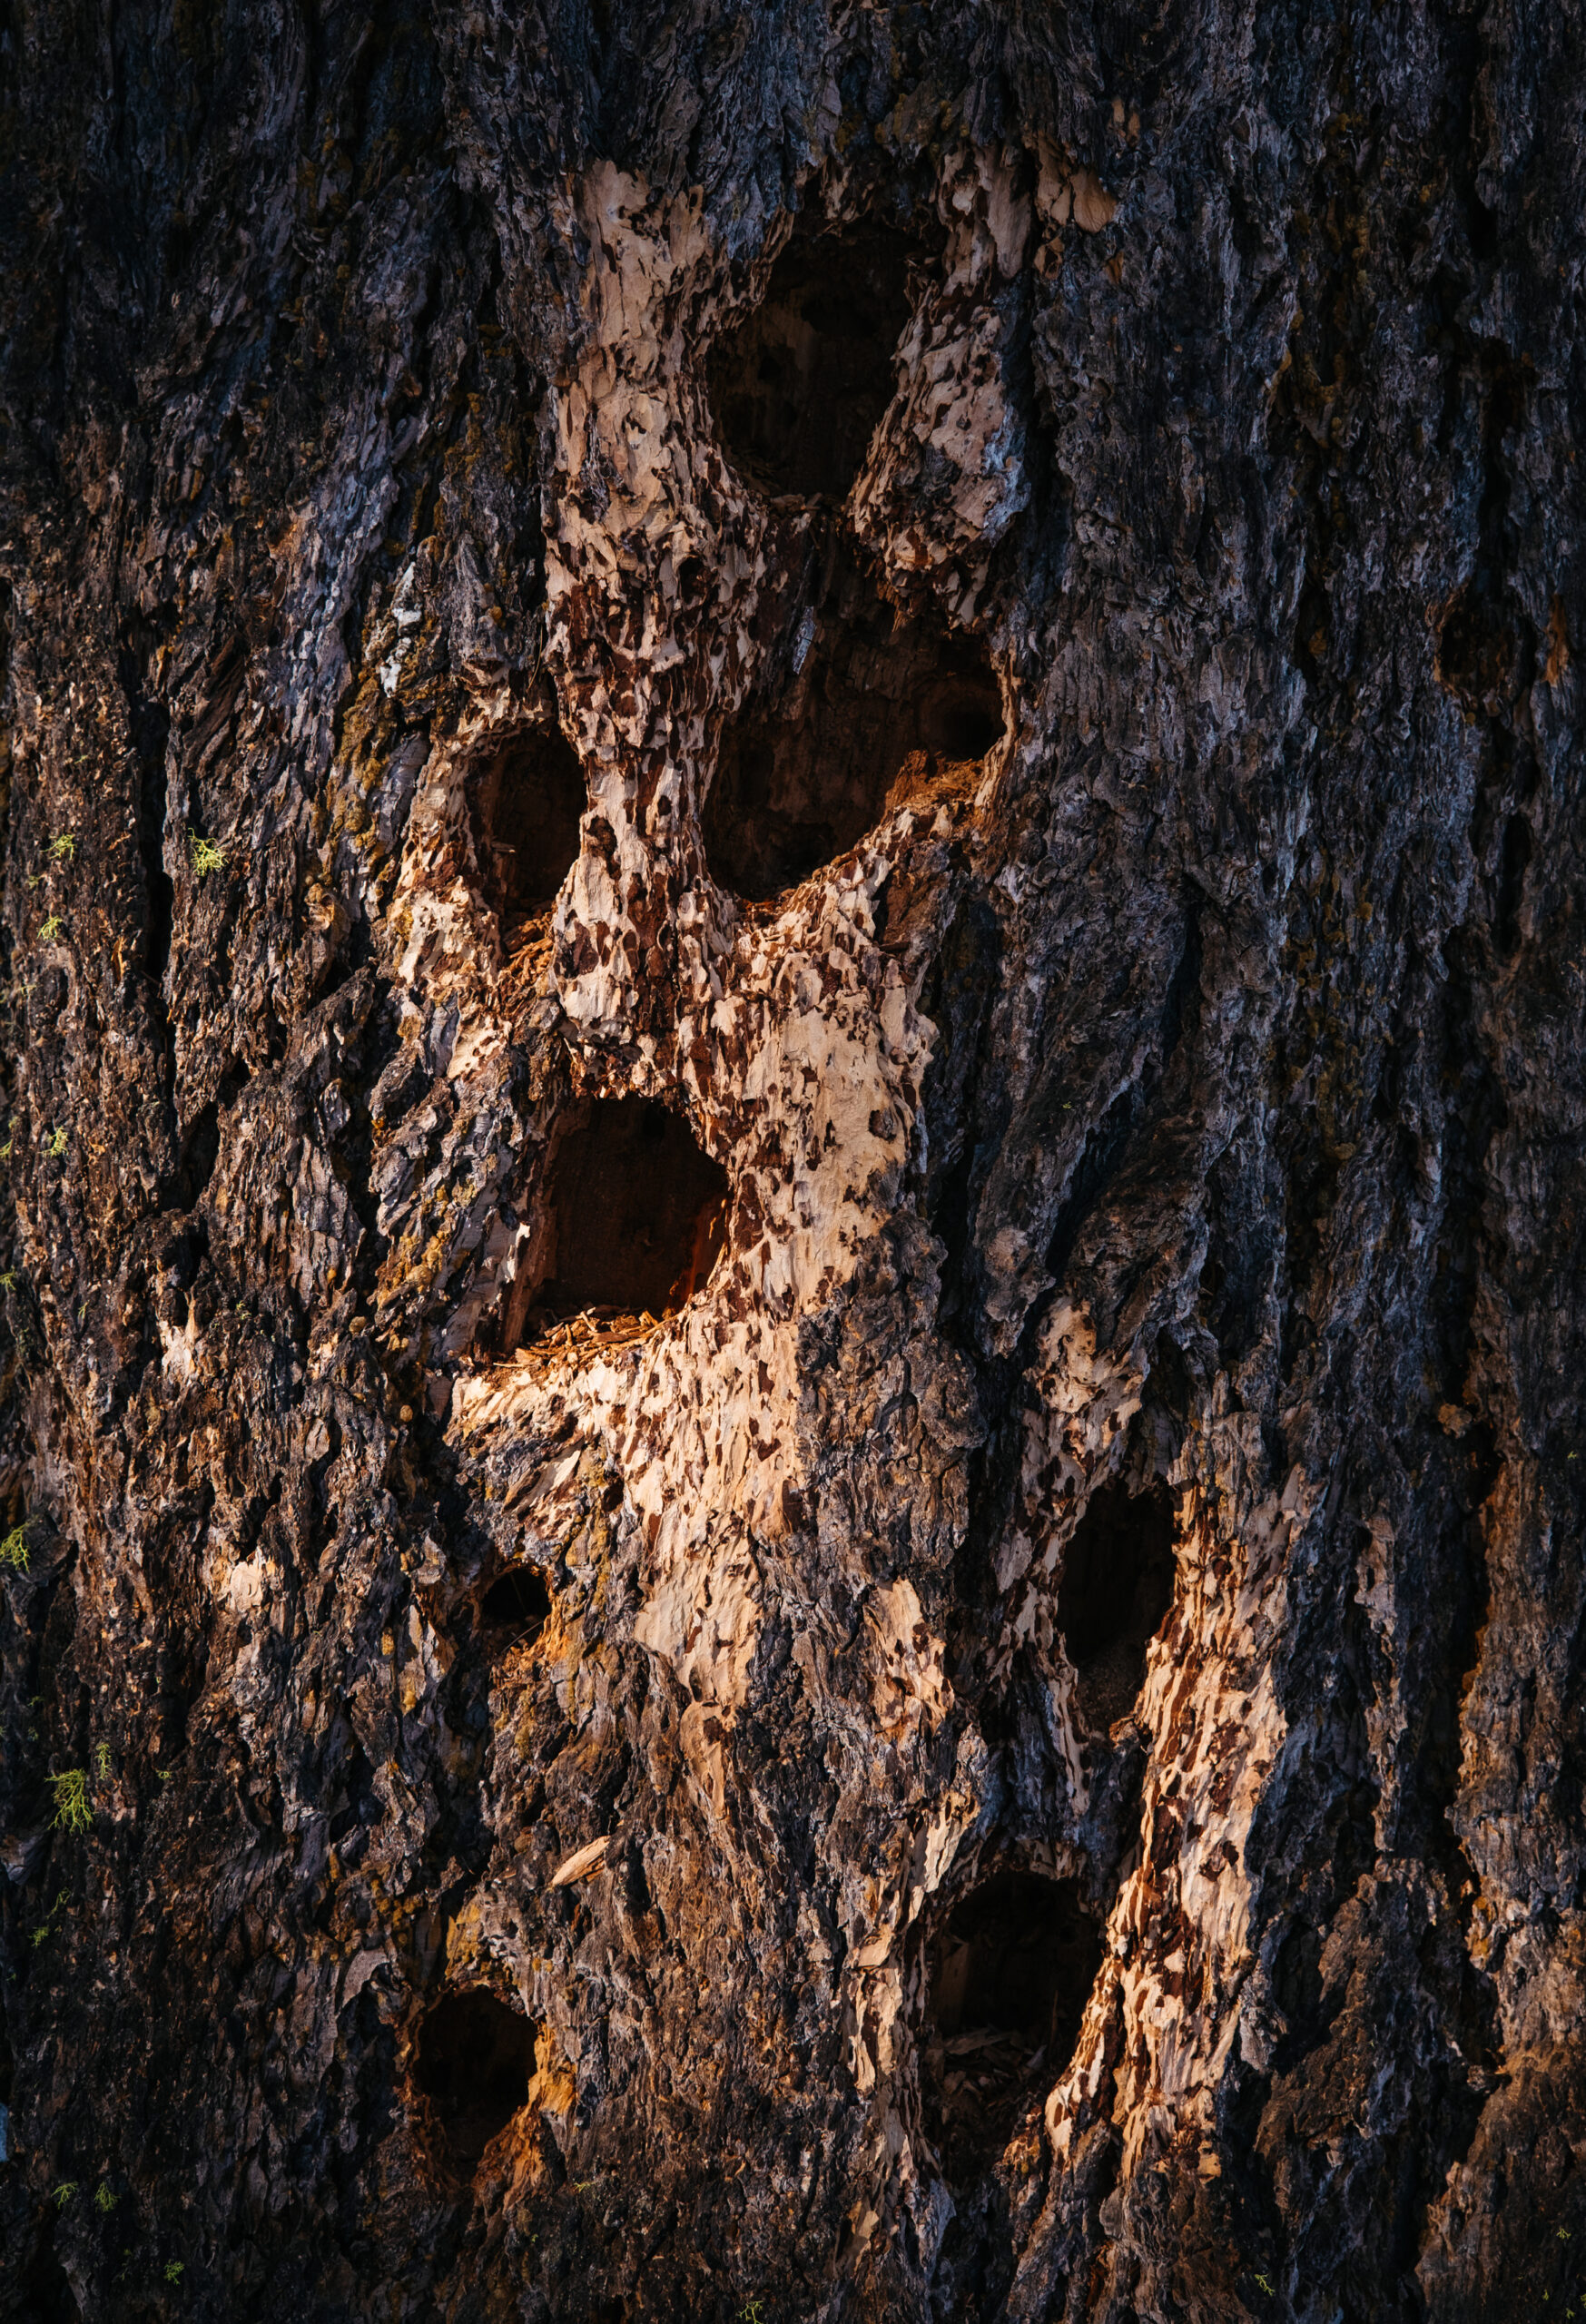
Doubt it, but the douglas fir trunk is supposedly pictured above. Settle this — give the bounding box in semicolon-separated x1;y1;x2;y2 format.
1;5;1583;2320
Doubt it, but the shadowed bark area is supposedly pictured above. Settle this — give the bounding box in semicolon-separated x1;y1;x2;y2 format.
1;4;1584;2322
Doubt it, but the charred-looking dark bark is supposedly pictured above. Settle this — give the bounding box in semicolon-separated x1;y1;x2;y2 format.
0;4;1582;2321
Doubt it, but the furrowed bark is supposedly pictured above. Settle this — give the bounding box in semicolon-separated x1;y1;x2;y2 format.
1;5;1583;2320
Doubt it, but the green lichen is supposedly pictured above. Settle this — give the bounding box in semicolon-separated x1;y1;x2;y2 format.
49;1767;91;1833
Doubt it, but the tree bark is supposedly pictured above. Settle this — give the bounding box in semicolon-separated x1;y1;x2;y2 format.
1;5;1582;2319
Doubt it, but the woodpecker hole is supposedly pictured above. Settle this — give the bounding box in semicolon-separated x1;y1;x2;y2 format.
707;215;914;500
523;1097;729;1337
1057;1480;1177;1729
478;1564;551;1647
467;723;586;941
413;1989;537;2176
923;1870;1102;2181
704;551;1004;901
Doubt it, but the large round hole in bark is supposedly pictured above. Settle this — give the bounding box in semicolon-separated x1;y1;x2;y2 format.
1433;576;1517;716
706;216;914;499
527;1097;729;1333
413;1989;535;2174
704;552;1004;901
467;724;586;940
478;1564;550;1646
1057;1480;1177;1728
922;1871;1102;2180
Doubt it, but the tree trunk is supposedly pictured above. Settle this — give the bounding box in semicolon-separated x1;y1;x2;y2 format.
1;5;1581;2319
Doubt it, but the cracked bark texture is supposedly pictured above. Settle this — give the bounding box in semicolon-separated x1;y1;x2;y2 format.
1;3;1583;2319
